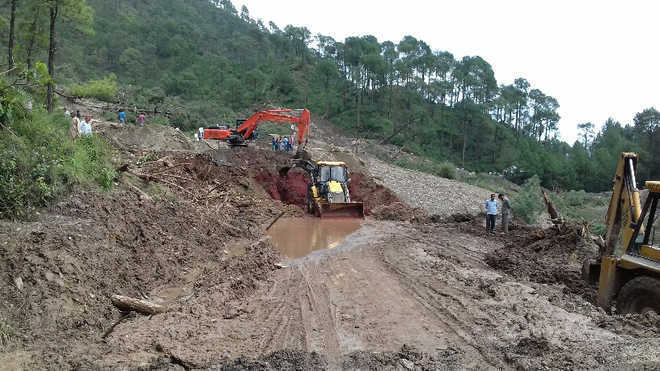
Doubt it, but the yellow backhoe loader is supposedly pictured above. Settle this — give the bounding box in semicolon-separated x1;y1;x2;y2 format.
281;159;364;218
583;152;660;314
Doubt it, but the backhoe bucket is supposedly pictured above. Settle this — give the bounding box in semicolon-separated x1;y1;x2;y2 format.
318;202;364;218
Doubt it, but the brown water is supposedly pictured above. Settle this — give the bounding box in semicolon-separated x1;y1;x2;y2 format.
267;217;362;259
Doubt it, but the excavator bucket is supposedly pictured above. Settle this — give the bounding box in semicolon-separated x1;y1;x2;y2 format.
318;202;364;218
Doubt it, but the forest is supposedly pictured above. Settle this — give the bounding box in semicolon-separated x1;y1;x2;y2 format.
1;0;658;192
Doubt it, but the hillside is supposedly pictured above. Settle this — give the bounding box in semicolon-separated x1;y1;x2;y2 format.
1;0;656;192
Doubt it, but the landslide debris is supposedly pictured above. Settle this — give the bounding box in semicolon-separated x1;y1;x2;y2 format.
484;222;599;304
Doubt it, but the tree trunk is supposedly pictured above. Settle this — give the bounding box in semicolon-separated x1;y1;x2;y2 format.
26;11;39;71
47;4;58;113
8;0;18;71
111;295;167;315
462;120;467;169
356;89;361;133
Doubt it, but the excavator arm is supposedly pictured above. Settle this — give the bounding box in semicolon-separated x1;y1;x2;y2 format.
203;109;311;146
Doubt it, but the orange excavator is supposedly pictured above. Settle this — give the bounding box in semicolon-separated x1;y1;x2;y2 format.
202;108;311;147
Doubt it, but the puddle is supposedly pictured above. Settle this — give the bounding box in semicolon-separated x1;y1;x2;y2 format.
150;267;203;304
267;217;362;259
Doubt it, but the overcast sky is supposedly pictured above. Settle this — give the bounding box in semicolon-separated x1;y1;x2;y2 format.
232;0;659;144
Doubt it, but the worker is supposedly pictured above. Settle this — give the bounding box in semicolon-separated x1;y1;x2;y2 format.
118;109;126;127
81;115;93;136
283;136;289;152
498;194;512;233
485;193;498;235
69;111;81;139
271;137;277;151
138;113;146;127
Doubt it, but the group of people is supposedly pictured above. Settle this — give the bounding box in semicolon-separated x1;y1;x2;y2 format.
271;136;294;152
485;193;512;235
118;109;146;127
68;110;93;139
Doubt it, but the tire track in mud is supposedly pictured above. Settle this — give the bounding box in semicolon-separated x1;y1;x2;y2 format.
255;268;306;353
379;237;505;369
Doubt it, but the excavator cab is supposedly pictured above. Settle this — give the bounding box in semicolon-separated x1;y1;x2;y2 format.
307;162;364;218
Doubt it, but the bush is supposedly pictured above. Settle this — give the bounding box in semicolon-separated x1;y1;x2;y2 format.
394;157;457;179
512;175;543;224
69;74;118;102
0;107;115;220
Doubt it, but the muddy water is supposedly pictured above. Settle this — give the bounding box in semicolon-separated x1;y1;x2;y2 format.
267;217;362;259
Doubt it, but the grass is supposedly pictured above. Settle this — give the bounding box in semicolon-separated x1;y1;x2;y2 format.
68;74;118;102
0;316;14;348
549;190;609;235
458;172;521;195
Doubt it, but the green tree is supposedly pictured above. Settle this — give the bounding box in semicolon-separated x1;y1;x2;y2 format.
45;0;94;112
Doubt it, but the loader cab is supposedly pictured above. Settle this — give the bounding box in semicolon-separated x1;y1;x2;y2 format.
315;162;348;184
631;184;660;261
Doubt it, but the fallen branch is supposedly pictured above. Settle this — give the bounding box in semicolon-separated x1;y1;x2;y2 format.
541;189;560;221
111;295;166;315
265;211;286;231
102;311;135;339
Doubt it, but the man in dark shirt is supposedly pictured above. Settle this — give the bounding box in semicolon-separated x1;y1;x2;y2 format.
498;193;512;233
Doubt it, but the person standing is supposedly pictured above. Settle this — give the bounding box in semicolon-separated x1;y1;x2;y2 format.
118;109;126;127
283;136;289;152
499;194;512;234
138;113;146;127
485;193;498;235
69;111;81;139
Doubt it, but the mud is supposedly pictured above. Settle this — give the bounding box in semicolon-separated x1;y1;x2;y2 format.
267;217;362;259
484;223;599;304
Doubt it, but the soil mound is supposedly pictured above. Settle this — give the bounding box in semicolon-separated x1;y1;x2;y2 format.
485;224;599;303
94;121;202;152
0;150;300;368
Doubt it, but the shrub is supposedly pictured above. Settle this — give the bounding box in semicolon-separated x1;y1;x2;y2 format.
512;175;543;224
69;74;118;102
436;161;457;179
393;157;457;180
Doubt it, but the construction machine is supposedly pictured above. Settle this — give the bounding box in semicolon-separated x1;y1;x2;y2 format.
583;152;660;314
285;159;364;218
201;108;311;147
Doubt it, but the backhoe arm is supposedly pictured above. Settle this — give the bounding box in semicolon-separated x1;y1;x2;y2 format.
603;152;643;257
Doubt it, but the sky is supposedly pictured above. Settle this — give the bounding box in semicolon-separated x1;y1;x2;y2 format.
232;0;659;144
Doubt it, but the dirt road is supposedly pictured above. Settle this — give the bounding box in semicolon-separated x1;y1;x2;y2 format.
95;220;659;369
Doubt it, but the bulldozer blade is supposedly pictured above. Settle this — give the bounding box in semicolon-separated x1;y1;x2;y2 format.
318;202;364;218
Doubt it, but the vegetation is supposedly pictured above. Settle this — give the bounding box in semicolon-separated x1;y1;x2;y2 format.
0;75;114;220
0;0;657;193
511;176;544;224
0;315;14;348
68;73;117;101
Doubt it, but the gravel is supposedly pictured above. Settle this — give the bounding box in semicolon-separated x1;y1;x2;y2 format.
366;157;492;217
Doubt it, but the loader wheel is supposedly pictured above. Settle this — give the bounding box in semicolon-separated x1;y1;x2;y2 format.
616;276;660;314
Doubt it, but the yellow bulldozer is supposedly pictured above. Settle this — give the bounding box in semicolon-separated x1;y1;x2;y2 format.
584;152;660;314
